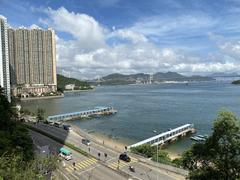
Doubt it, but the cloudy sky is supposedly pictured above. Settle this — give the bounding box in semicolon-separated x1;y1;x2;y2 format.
1;0;240;79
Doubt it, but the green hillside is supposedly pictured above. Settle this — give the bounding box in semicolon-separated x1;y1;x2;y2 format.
232;80;240;85
100;72;214;85
57;74;92;91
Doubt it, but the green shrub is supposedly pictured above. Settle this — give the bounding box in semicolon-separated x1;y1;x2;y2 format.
152;150;171;162
131;144;156;157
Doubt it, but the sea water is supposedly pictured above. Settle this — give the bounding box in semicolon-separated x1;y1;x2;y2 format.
21;81;240;154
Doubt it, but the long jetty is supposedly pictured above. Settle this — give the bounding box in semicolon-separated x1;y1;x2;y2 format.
128;124;195;148
47;106;117;121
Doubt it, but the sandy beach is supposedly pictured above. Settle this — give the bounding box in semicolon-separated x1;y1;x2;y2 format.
168;151;181;160
69;124;127;152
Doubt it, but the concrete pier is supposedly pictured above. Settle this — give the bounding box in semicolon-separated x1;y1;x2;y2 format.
128;124;195;148
47;106;117;121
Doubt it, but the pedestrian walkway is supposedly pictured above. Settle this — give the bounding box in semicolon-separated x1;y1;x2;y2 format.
108;157;138;170
65;158;98;173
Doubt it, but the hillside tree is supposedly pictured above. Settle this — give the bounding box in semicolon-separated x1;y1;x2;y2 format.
181;110;240;179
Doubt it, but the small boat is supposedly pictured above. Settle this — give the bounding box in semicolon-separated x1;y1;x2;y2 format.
153;130;157;133
196;135;205;139
204;134;209;138
196;134;208;139
190;135;206;142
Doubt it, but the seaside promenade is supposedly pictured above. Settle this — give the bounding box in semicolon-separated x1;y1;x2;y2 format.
28;122;187;180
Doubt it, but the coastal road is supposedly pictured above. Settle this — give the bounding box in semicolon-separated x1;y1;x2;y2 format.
32;123;118;160
29;129;127;180
30;123;186;180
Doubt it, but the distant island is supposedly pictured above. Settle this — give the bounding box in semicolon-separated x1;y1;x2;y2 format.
57;74;93;92
232;80;240;85
90;72;215;85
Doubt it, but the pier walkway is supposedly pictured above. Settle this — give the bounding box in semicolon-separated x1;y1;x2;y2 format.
129;124;195;148
47;106;117;121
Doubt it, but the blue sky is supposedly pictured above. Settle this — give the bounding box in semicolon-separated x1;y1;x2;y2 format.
1;0;240;78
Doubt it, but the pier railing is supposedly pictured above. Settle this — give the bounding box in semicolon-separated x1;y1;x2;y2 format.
129;124;195;148
47;106;117;121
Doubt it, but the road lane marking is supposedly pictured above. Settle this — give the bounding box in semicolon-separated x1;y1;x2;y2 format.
76;163;85;169
76;164;100;176
88;158;98;163
108;161;128;169
108;157;138;170
66;166;74;173
131;157;138;162
81;160;92;167
66;167;71;173
110;161;127;168
65;158;98;173
85;158;96;165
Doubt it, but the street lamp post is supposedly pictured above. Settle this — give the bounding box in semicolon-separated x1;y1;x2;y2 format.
157;143;158;180
154;131;159;180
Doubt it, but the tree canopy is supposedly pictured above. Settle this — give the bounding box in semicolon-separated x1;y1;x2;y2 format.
57;74;92;92
0;87;34;160
130;144;175;166
181;110;240;180
0;154;58;180
36;108;45;123
0;87;58;179
131;144;156;158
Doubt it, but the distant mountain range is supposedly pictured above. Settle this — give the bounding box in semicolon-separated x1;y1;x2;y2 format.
210;72;240;77
93;72;215;85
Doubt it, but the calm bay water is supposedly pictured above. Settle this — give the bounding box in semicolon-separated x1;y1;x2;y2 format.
21;81;240;154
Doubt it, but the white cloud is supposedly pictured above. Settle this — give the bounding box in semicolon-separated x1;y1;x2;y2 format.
219;41;240;58
13;24;41;29
172;62;240;74
162;49;175;58
130;14;217;38
209;33;240;61
41;7;107;51
40;7;240;79
30;24;41;29
109;29;148;43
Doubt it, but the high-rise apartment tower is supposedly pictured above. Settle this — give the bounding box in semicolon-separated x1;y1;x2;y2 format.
8;27;57;95
0;15;11;102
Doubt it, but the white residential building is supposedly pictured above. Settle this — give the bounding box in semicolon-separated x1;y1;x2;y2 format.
65;84;75;90
0;15;11;102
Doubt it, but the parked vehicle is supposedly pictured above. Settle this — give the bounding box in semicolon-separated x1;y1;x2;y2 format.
59;147;72;160
119;153;131;162
48;121;54;126
63;124;71;131
53;122;62;128
82;139;91;146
